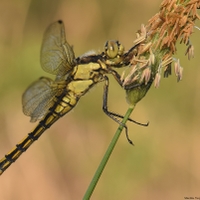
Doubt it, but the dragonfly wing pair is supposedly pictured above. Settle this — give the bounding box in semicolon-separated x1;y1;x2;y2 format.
40;20;76;79
22;77;60;122
23;20;76;123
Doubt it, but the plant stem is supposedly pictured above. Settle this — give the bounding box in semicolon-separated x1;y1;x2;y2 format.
83;106;135;200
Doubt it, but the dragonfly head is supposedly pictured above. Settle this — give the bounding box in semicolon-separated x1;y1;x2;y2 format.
104;40;124;59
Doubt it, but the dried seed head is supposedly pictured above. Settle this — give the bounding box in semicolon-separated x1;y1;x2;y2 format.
174;59;179;76
164;64;172;78
138;42;152;55
124;0;199;105
140;24;147;37
177;66;183;82
122;65;139;87
174;59;183;81
149;48;155;65
185;44;194;60
154;72;161;88
140;67;152;85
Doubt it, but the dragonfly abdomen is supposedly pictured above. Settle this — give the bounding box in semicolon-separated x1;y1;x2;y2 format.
0;93;78;175
51;92;78;117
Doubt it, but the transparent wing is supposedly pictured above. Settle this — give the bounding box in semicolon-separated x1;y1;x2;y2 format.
22;77;58;122
40;20;76;79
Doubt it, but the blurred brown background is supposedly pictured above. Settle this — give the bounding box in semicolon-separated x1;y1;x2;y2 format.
0;0;200;199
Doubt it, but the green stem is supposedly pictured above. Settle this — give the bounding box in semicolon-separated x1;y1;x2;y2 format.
83;106;135;200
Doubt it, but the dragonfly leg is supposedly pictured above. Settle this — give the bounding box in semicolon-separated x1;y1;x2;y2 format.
102;76;139;145
103;75;149;126
110;69;123;87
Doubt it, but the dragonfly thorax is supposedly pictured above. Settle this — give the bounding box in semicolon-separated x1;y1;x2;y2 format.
73;63;104;81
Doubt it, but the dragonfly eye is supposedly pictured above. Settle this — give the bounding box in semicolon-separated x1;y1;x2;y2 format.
104;40;124;59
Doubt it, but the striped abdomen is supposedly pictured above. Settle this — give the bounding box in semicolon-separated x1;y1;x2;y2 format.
0;92;77;175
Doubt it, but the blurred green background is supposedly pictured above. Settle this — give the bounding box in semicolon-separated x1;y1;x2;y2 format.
0;0;200;199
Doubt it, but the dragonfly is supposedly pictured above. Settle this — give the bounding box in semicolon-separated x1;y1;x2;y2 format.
0;20;146;175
